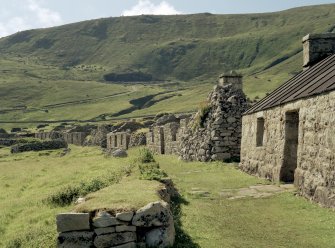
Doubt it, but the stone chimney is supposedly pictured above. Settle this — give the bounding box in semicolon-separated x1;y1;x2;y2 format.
303;33;335;69
218;71;243;91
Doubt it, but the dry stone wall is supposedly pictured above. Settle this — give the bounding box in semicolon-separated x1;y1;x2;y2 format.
129;132;147;148
163;122;180;155
179;83;248;162
106;132;131;150
35;131;88;146
240;90;335;208
146;127;165;154
57;201;174;248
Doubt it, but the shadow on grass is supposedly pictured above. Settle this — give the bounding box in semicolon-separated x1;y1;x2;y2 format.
171;195;200;248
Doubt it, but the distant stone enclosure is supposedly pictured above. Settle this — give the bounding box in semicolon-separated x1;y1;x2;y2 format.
106;132;131;150
35;131;88;146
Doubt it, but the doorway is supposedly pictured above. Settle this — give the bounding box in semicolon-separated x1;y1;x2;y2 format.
280;111;299;183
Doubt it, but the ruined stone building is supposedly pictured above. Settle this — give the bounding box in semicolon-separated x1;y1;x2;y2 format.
240;33;335;207
147;118;181;155
35;131;88;146
106;132;131;150
178;72;248;162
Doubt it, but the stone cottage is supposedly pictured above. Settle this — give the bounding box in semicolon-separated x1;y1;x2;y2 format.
240;33;335;207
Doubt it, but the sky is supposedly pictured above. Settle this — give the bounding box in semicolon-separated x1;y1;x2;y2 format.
0;0;334;37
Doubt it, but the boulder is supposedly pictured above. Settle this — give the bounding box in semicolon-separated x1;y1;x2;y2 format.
112;149;128;158
57;231;94;248
132;201;171;227
56;213;90;233
145;224;175;247
94;232;136;248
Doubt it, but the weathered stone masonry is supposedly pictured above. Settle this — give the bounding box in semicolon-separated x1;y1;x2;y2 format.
178;72;248;162
35;131;88;146
240;91;335;207
106;132;131;150
240;33;335;208
56;201;175;248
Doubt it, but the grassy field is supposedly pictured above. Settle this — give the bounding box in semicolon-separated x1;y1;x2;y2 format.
1;4;335;125
0;146;334;248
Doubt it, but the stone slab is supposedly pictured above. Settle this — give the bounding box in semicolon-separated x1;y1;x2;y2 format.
94;232;136;248
56;213;90;233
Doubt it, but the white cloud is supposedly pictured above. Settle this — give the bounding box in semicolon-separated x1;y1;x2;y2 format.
0;0;63;38
0;17;31;38
27;0;62;28
122;0;182;16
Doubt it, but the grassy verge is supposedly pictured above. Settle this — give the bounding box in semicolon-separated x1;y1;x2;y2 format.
1;147;334;248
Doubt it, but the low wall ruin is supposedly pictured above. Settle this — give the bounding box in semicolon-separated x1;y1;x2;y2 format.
35;131;88;146
106;132;131;150
163;122;180;155
147;127;165;154
56;201;175;248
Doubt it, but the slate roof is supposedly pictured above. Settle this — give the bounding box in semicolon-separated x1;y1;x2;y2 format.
244;54;335;115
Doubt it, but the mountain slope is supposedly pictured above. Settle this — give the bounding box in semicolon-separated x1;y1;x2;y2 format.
0;4;334;125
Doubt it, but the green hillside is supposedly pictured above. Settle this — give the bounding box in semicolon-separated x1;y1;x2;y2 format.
0;4;334;126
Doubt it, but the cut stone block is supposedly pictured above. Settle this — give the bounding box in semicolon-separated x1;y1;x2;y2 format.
95;227;116;235
56;213;90;233
116;225;136;232
116;211;134;222
93;211;121;228
94;232;136;248
57;231;94;248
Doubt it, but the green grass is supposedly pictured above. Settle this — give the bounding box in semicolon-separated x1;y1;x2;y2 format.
0;145;131;247
157;155;335;248
1;4;335;124
0;147;334;248
75;178;162;213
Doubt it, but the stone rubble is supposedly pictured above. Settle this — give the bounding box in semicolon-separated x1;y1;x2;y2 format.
179;82;248;162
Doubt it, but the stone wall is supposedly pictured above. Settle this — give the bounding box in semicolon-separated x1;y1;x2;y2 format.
56;201;175;248
63;132;88;146
163;122;180;155
106;132;131;150
146;127;165;154
240;90;335;207
35;131;88;146
129;132;147;148
179;83;248;162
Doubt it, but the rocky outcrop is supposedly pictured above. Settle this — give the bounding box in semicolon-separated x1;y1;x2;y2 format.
179;83;248;162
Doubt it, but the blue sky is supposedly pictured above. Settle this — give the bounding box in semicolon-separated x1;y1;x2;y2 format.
0;0;334;37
